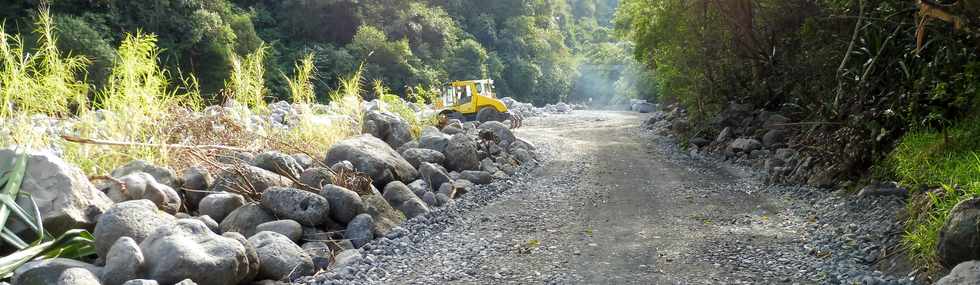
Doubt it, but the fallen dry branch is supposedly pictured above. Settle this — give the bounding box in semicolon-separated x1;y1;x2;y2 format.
61;135;253;153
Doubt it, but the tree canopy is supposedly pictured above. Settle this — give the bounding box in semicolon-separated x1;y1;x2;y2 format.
1;0;631;105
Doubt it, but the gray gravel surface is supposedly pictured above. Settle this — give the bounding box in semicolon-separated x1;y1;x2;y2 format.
305;111;921;285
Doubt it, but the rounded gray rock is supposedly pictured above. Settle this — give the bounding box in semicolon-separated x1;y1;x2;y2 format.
382;181;430;219
321;185;366;224
106;172;182;214
193;215;221;234
444;133;480;171
299;167;335;189
477;121;516;146
140;219;252;285
12;258;102;285
94;200;176;259
261;187;331;226
419;162;451;192
222;232;260;281
937;260;980;285
102;236;145;285
301;241;333;271
422;191;437;207
401;148;446;169
938;198;980;267
180;166;213;210
248;231;315;280
325;134;419;188
56;267;101;285
255;151;304;178
345;214;375;248
199;192;246;223
256;220;303;242
219;203;276;238
459;170;492;185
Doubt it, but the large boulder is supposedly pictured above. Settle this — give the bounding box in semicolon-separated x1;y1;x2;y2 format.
211;165;293;194
12;258;102;285
419;162;451;192
938;198;980;267
937;260;980;285
219;204;276;237
111;160;179;189
248;231;315;281
94;200;176;259
345;214;374;248
254;151;304;178
362;110;414;149
477;121;517;146
0;149;112;236
261;187;331;226
321;185;367;224
444;133;480;171
102;236;144;285
401;148;446;169
418;127;451;154
140;219;254;285
382;181;430;219
324;135;419;188
198;192;246;223
106;172;182;214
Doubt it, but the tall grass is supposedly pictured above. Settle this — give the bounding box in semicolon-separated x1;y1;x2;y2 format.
881;117;980;271
0;9;89;118
0;9;89;150
227;44;269;111
329;64;366;127
286;53;317;105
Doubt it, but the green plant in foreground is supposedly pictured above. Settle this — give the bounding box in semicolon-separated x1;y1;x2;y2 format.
884;117;980;271
0;150;96;279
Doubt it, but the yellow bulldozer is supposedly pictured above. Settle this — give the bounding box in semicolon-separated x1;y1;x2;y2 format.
435;79;522;128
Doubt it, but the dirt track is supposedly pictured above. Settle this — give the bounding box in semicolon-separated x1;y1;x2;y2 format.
311;110;913;285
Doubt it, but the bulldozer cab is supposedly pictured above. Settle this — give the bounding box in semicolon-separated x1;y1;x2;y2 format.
437;79;496;110
434;79;522;128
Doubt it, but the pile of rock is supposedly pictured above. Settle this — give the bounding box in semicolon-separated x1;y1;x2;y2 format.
2;108;538;285
500;97;585;118
642;102;834;187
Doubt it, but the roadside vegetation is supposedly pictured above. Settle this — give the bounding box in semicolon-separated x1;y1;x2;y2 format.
615;0;980;273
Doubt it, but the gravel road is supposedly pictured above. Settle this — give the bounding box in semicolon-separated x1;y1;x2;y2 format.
309;110;920;285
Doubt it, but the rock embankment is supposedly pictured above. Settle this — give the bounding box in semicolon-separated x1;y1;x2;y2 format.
3;101;542;285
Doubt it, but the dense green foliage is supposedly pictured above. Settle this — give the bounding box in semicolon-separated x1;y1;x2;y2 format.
1;0;629;105
615;0;980;272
